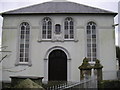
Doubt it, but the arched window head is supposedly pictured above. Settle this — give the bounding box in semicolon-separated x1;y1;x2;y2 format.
86;21;97;61
42;17;52;39
64;17;74;39
19;22;30;63
87;22;96;35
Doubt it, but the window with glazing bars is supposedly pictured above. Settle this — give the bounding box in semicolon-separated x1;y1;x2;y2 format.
42;17;52;39
64;17;74;39
86;22;97;61
19;22;30;62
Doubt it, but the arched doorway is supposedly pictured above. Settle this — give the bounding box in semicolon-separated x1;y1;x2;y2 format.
48;49;67;81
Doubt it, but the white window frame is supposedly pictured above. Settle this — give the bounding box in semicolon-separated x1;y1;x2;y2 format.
38;17;77;42
42;17;52;40
64;17;74;40
16;22;31;66
86;21;97;62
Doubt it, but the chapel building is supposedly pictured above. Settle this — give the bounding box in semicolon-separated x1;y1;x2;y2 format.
1;0;117;82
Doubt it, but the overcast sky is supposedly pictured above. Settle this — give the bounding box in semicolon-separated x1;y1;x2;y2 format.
0;0;119;45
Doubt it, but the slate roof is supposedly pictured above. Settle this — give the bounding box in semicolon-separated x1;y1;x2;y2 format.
2;1;117;16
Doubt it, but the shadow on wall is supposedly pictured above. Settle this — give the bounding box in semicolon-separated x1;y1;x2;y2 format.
0;64;2;89
0;81;2;90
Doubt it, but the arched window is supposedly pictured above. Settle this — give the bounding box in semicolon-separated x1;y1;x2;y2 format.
64;17;74;39
42;17;52;39
86;22;97;61
19;22;30;63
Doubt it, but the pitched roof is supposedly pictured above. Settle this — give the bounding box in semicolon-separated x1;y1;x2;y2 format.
2;1;117;16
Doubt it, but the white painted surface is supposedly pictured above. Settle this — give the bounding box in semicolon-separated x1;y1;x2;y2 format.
118;1;120;47
2;14;117;82
0;56;2;89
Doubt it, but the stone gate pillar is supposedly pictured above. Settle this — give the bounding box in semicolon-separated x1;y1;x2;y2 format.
78;57;92;80
93;59;103;82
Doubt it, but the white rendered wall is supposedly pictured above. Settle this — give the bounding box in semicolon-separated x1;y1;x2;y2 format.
0;55;2;89
2;14;117;82
118;1;120;47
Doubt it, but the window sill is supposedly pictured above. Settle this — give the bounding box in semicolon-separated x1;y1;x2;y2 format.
37;39;78;42
64;39;78;42
37;39;53;42
15;62;32;66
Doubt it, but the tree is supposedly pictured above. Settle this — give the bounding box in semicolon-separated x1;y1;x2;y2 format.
116;46;120;69
0;46;11;63
0;46;28;72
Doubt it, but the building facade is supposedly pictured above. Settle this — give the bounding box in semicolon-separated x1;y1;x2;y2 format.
1;1;117;82
118;1;120;47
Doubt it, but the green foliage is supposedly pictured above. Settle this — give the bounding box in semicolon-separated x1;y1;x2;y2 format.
13;79;45;89
78;57;92;70
2;82;11;88
116;46;120;69
116;46;120;60
42;81;66;89
99;80;120;88
94;59;103;69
